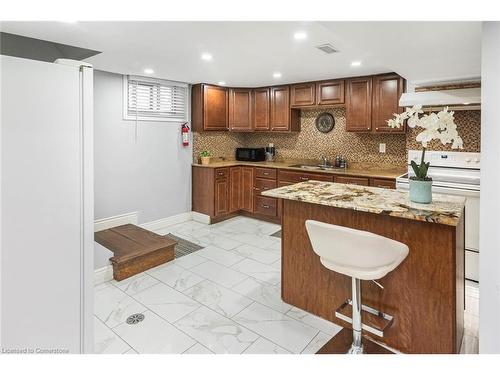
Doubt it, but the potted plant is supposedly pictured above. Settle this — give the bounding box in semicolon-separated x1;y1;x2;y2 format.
199;150;212;165
387;105;463;204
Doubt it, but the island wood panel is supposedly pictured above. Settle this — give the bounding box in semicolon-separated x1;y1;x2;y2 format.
281;199;464;354
192;165;216;217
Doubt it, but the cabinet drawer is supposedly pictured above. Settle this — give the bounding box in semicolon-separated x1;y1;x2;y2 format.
254;178;277;193
335;176;370;186
255;167;277;180
278;170;334;184
215;168;229;179
371;178;396;189
254;196;278;217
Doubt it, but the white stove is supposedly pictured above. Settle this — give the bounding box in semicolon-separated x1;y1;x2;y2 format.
396;150;480;282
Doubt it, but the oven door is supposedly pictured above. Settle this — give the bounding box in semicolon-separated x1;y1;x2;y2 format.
397;181;480;281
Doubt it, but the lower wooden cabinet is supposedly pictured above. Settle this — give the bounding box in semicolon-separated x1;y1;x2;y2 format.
214;175;229;216
192;165;396;223
335;176;370;186
241;167;254;212
229;167;242;212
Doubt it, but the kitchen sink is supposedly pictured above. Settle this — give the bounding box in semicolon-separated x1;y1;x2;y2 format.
288;164;345;171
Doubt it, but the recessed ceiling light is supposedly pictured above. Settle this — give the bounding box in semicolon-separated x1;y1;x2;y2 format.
201;53;213;61
218;81;226;86
143;68;154;75
294;31;307;40
351;61;362;67
273;72;282;79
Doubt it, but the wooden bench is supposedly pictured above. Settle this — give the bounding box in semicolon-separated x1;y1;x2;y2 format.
94;224;176;281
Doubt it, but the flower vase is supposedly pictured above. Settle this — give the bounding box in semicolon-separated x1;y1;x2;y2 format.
409;179;432;204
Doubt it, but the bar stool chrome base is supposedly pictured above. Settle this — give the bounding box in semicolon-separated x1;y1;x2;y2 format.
347;344;364;354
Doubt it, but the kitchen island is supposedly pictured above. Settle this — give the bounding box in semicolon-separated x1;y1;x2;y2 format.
262;181;465;354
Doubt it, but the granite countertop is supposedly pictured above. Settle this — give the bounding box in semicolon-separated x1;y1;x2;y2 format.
192;160;405;179
262;180;465;226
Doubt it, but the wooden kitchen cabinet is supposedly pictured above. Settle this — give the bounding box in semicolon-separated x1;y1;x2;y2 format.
371;178;396;189
192;84;228;131
335;176;370;186
229;89;253;131
252;88;271;131
229;167;242;212
346;77;373;132
372;73;405;133
241;167;254;212
316;80;345;105
270;86;301;132
270;86;290;131
214;168;230;216
290;82;316;107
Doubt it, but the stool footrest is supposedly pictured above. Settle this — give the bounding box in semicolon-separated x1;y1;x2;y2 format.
335;299;394;338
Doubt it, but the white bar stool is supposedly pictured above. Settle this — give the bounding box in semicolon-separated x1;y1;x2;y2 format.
305;220;409;354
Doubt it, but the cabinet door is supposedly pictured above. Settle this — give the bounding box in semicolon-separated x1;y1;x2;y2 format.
316;80;345;105
229;89;252;131
371;178;396;189
241;167;254;212
204;85;228;130
291;83;315;107
214;178;229;216
229;167;242;212
252;88;270;131
335;176;370;186
372;74;405;133
346;77;372;132
270;86;290;131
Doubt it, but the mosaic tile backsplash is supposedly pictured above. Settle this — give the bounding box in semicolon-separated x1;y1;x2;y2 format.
193;108;480;166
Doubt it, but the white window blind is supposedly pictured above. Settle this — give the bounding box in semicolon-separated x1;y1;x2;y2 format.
123;75;188;122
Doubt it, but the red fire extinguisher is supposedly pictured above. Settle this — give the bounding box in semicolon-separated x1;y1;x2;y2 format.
181;123;190;147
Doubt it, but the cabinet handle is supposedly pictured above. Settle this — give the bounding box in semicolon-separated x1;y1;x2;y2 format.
263;172;269;176
375;127;379;130
299;177;308;181
218;172;224;176
253;187;260;191
262;204;270;209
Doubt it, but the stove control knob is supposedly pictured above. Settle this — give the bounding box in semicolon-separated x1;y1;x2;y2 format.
474;158;480;163
465;158;472;162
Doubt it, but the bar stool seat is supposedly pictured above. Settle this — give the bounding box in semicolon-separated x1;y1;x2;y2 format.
306;220;409;354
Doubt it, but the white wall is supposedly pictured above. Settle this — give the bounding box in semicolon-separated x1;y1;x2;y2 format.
479;22;500;353
93;70;192;268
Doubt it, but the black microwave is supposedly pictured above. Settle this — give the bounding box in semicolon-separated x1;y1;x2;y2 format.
235;148;266;162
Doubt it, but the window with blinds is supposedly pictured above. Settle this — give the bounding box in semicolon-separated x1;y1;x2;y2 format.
123;75;188;122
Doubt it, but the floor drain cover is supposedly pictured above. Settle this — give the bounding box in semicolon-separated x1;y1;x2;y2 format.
126;313;145;325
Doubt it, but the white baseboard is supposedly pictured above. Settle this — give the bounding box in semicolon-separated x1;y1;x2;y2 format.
94;265;113;285
94;212;138;232
191;211;211;224
139;212;193;231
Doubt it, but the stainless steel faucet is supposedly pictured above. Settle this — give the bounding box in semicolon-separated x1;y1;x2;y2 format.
320;156;328;167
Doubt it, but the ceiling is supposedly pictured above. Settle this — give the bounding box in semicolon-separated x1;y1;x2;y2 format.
0;21;481;86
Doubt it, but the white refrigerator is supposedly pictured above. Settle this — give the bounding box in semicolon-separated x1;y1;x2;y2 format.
1;55;94;353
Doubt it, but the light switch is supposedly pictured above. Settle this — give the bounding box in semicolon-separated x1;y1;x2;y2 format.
379;143;386;153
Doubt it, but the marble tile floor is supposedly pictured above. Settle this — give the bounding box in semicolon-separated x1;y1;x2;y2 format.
94;216;480;354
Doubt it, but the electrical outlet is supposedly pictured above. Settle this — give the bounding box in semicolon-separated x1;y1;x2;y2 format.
379;143;386;153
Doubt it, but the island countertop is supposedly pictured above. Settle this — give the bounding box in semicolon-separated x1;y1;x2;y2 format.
262;180;465;226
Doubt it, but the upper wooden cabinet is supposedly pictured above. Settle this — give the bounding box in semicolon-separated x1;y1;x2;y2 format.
372;74;405;133
192;84;228;131
291;83;316;107
270;86;300;132
229;88;252;131
270;86;290;131
291;80;344;107
252;88;270;131
316;80;345;105
346;77;373;132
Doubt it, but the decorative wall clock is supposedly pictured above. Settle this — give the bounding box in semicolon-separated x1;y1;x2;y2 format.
315;112;335;133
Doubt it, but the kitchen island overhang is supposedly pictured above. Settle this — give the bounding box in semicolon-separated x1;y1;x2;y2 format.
263;181;465;354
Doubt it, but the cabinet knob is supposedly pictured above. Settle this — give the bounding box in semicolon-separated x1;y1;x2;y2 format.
262;204;270;209
299;177;308;181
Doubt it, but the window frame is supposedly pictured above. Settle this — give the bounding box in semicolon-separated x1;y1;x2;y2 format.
122;75;188;122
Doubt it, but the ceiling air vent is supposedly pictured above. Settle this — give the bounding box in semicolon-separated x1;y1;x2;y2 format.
316;43;339;54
